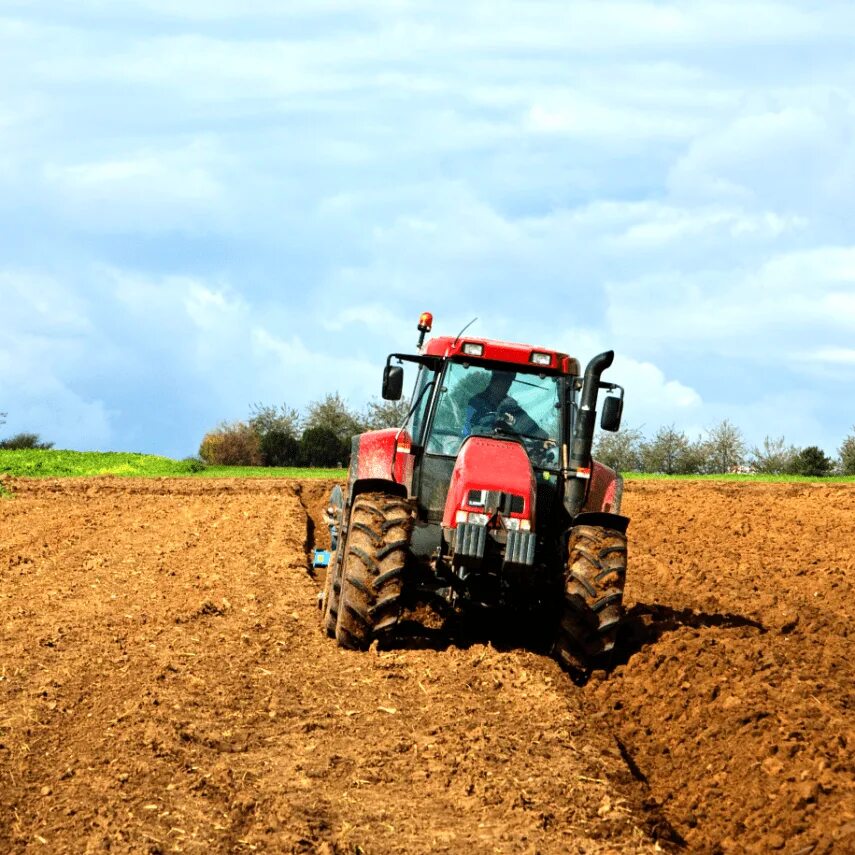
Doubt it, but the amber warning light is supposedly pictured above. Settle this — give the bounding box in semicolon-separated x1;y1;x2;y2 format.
417;311;433;349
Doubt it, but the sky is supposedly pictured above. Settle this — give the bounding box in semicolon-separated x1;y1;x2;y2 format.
1;1;854;459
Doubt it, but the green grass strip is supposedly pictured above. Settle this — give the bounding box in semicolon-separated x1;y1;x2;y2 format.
2;449;850;483
0;450;345;479
623;472;855;483
195;466;347;479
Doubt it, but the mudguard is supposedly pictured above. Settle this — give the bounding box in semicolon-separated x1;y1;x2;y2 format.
570;510;630;535
347;428;414;501
582;461;624;515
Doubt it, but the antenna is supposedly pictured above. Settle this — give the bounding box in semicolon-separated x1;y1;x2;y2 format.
453;317;478;344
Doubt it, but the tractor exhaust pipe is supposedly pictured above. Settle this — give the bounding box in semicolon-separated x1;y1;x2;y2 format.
564;350;614;517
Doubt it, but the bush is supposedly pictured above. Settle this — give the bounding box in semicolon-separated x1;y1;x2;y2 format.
791;446;833;477
260;429;300;467
299;426;347;467
0;432;54;450
199;422;262;466
182;456;208;473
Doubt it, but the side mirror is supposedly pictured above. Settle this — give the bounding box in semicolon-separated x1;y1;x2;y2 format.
382;365;404;400
600;396;623;432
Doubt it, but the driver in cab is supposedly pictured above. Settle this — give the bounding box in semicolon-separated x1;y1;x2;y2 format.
461;372;547;440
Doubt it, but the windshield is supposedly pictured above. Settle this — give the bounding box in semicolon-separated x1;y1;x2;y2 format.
425;362;560;468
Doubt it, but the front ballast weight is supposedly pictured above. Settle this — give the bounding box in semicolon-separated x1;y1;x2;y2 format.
451;522;535;569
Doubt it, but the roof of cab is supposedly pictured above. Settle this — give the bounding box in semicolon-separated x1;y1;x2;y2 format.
423;335;580;375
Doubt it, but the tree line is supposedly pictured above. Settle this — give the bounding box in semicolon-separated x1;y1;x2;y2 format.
3;404;854;475
594;419;855;477
198;395;409;467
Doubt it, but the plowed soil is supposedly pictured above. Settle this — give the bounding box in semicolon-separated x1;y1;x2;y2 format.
1;478;853;854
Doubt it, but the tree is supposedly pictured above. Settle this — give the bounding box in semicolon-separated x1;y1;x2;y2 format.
704;419;746;474
750;435;798;475
792;446;833;477
593;426;645;473
839;427;855;476
304;393;364;443
248;403;301;466
680;438;711;475
0;412;5;427
363;398;410;431
0;432;54;450
640;425;699;474
248;403;301;438
299;426;347;467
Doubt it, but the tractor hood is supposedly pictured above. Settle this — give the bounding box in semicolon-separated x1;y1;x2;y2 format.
441;436;537;530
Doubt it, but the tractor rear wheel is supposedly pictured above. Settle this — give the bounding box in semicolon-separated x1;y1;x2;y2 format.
556;520;628;672
335;492;413;649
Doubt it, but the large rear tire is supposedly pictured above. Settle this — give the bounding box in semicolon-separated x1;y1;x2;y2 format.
335;492;413;650
556;521;628;671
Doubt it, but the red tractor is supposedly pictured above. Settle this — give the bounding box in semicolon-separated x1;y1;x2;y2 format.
318;313;629;671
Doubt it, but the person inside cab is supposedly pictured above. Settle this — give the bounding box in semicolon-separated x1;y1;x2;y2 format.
462;371;547;440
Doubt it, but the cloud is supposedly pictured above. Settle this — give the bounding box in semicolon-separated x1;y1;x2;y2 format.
2;1;855;458
668;104;855;217
42;141;227;233
804;348;855;366
0;271;113;449
605;245;855;362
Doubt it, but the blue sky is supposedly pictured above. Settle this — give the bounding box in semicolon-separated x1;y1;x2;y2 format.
1;1;853;458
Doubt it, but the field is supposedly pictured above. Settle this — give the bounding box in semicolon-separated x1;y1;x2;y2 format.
1;477;853;853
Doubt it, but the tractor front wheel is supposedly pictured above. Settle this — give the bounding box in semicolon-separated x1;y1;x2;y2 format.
335;492;413;649
556;518;628;672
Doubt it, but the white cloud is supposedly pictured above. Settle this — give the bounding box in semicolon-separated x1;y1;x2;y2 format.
668;104;855;212
2;1;855;457
526;98;701;142
43;141;226;233
604;245;855;364
804;347;855;366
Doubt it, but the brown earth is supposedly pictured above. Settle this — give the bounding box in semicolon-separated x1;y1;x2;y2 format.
0;478;852;854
